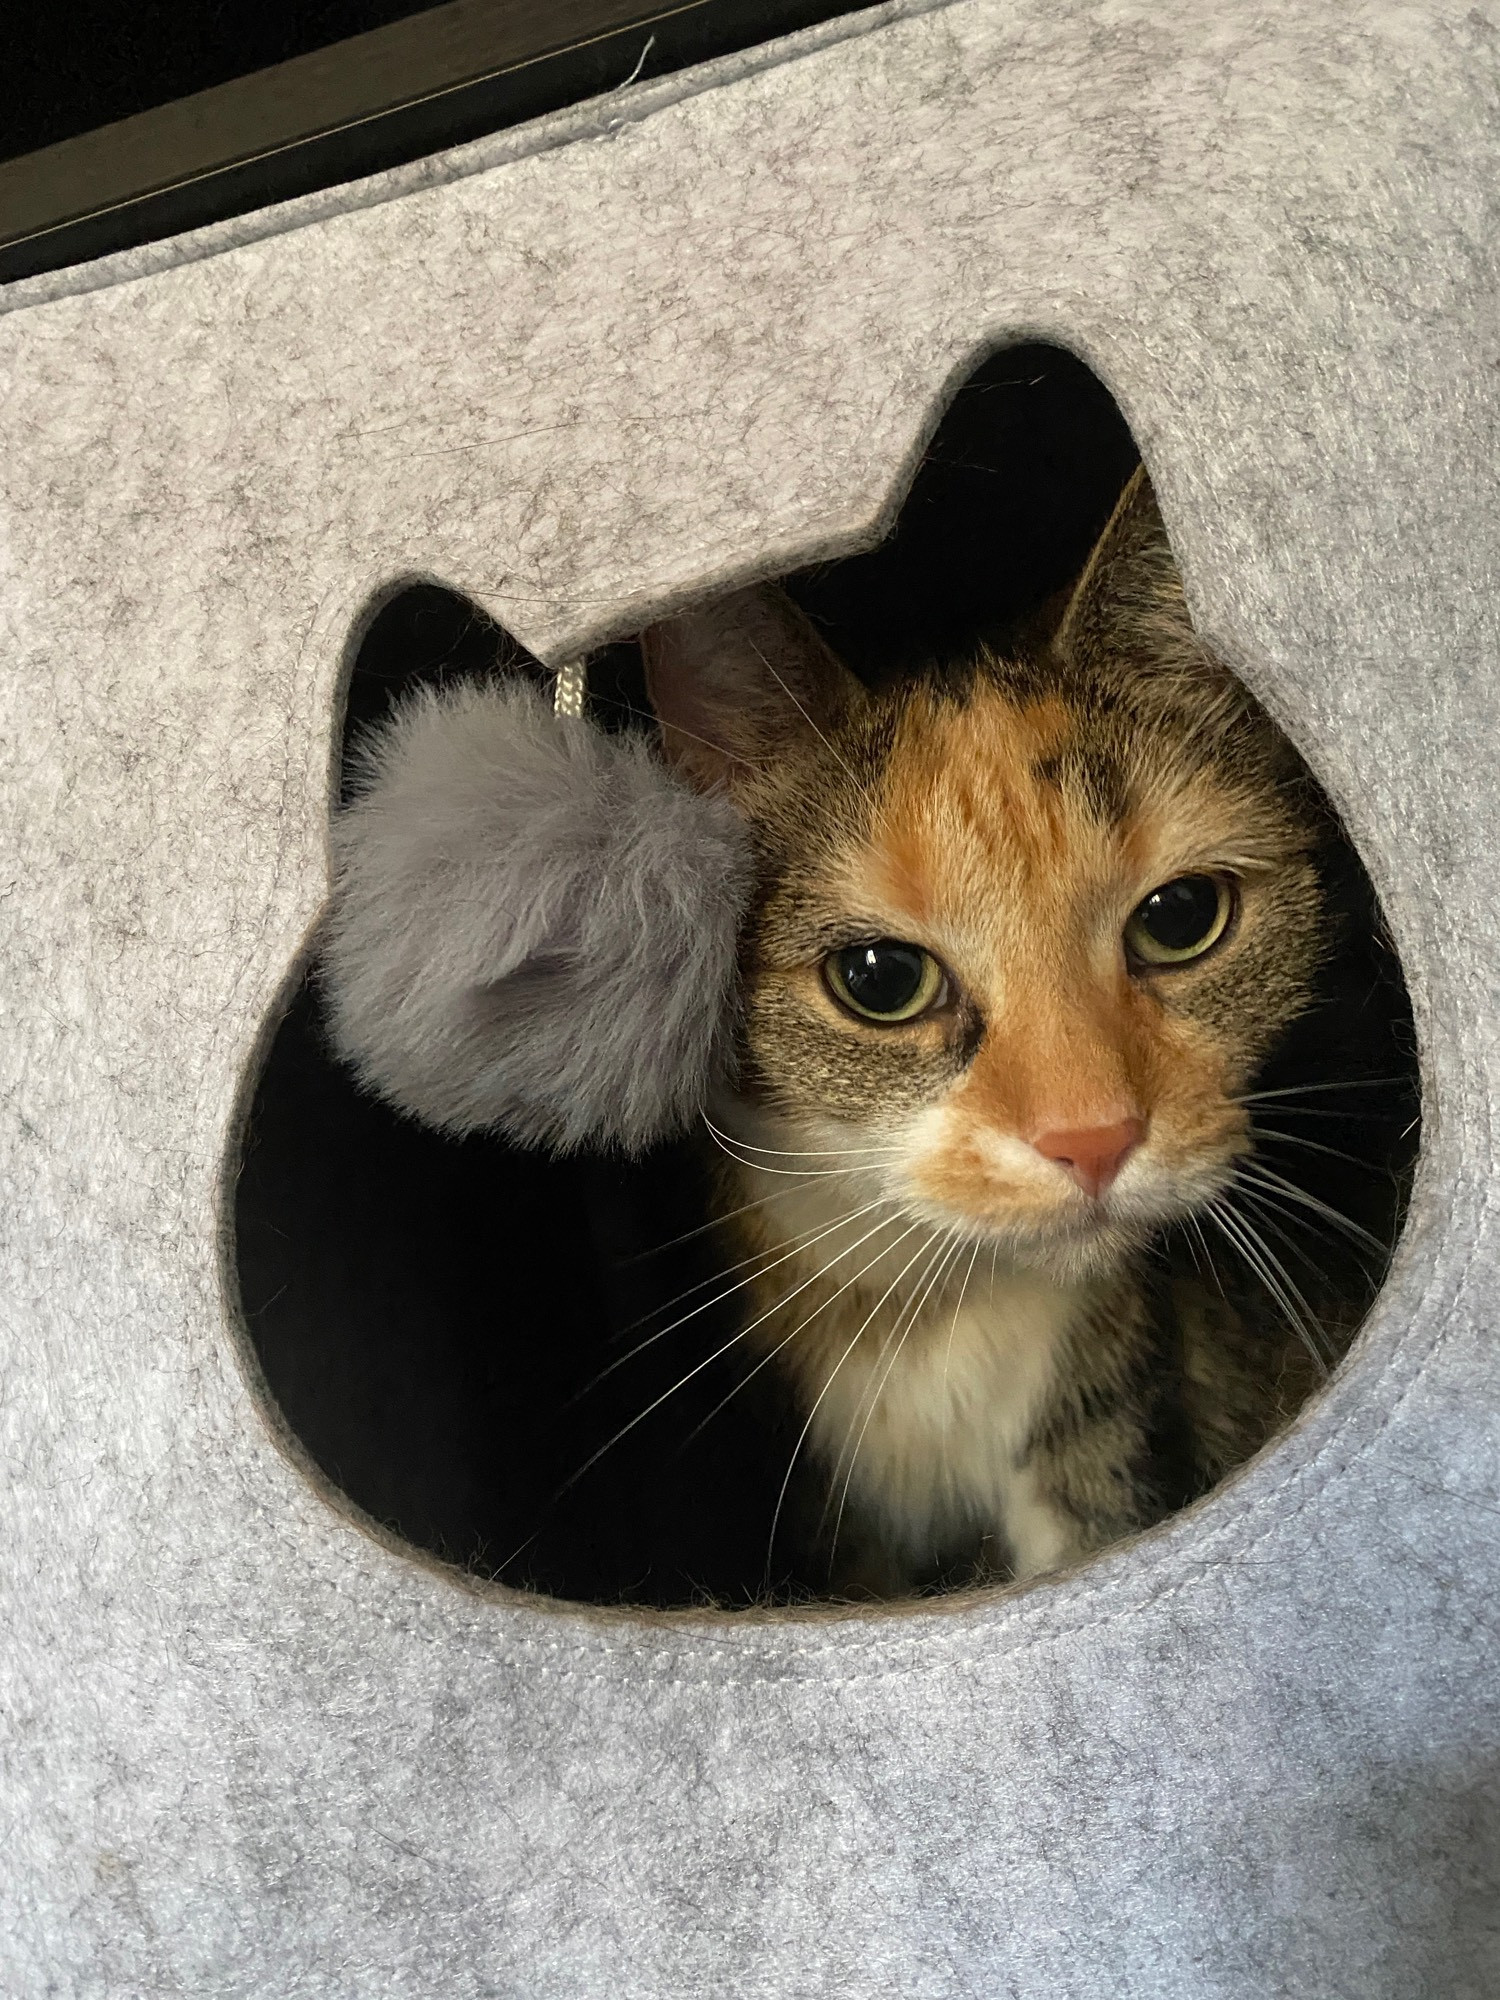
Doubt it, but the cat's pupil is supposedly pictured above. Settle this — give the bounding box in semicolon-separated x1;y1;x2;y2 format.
1136;875;1221;951
837;943;927;1015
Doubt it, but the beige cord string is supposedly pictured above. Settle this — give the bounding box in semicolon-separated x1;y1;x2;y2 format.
552;658;588;719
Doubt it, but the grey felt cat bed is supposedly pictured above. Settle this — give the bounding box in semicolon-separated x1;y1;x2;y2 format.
2;2;1496;1994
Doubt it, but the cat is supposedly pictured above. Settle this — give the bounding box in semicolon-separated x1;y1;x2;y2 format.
641;468;1403;1597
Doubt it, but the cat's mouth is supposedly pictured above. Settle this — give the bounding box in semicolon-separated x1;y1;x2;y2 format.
902;1118;1249;1279
938;1201;1153;1282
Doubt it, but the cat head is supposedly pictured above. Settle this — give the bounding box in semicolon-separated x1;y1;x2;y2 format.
643;470;1329;1280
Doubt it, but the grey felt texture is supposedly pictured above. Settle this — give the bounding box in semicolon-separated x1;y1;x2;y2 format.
0;2;1497;1995
321;677;750;1151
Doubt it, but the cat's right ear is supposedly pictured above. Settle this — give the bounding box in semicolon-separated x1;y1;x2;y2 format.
641;584;864;791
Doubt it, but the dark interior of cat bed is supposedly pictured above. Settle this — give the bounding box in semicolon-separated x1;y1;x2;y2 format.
232;343;1421;1609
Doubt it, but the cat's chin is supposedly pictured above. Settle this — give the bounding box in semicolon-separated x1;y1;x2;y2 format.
929;1176;1239;1284
971;1177;1237;1284
923;1207;1151;1286
1009;1224;1147;1285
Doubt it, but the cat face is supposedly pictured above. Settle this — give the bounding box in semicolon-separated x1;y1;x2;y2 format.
644;472;1328;1280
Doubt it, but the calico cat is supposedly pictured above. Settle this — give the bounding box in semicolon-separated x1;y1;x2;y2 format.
642;469;1404;1596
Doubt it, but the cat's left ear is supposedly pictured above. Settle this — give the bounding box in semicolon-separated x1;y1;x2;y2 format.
641;584;866;792
1053;465;1201;672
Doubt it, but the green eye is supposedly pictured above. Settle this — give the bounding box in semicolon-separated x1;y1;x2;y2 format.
1124;874;1235;967
824;941;946;1022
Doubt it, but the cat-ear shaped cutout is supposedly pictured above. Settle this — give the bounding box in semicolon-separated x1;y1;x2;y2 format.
642;583;867;791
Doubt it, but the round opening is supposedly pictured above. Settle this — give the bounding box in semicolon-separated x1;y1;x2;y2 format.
233;344;1420;1608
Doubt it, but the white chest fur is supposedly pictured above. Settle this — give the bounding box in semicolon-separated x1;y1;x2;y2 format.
731;1164;1097;1581
808;1263;1088;1580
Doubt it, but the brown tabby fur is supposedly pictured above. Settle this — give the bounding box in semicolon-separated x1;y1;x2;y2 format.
643;471;1348;1595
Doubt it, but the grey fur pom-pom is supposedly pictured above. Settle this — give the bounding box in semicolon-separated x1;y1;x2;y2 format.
319;677;752;1154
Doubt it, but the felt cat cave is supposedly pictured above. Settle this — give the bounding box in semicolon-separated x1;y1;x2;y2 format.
2;4;1497;1997
322;671;750;1151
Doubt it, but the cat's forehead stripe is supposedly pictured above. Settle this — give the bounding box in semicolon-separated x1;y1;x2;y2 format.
1032;743;1132;826
864;687;1116;917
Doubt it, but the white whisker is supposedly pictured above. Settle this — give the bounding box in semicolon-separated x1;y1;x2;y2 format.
1177;1218;1206;1281
1234;1188;1341;1288
1184;1212;1226;1298
704;1123;894;1178
676;1217;933;1453
1208;1200;1333;1371
941;1237;985;1443
621;1180;832;1263
828;1228;968;1571
554;1209;913;1503
763;1226;946;1581
583;1197;899;1394
1242;1104;1390;1124
608;1187;898;1347
1234;1077;1408;1107
1233;1163;1389;1257
821;1225;958;1521
700;1115;902;1163
1251;1125;1390;1174
747;638;865;790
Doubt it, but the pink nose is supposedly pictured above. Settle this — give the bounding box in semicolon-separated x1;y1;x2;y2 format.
1032;1118;1146;1201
